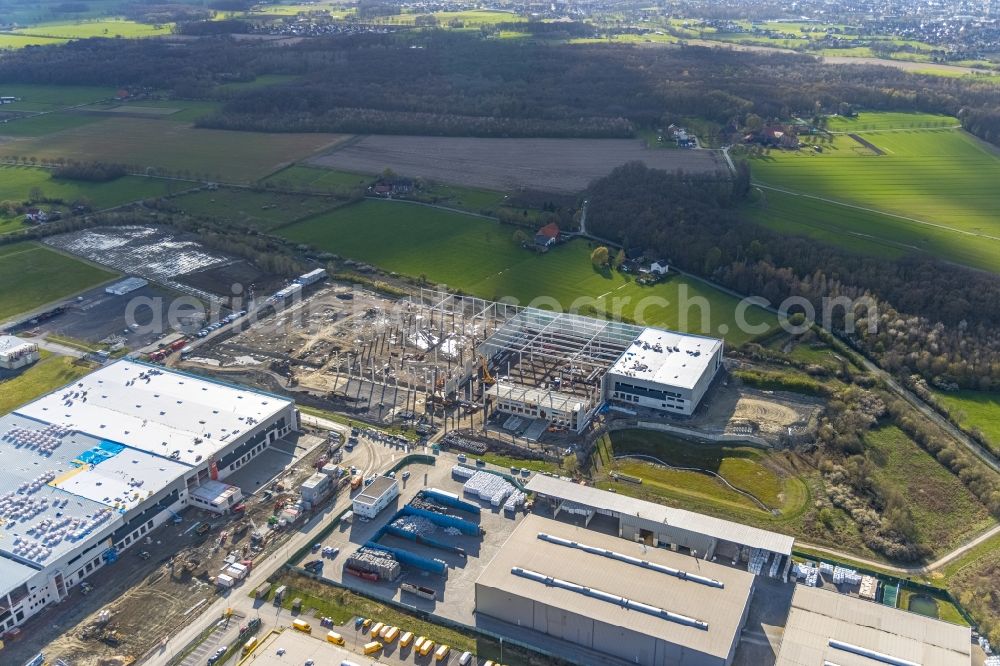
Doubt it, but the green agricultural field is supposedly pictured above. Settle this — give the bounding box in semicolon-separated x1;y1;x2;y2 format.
750;117;1000;272
420;183;508;212
14;19;171;39
0;118;350;182
745;188;1000;272
826;112;958;132
278;200;777;344
0;243;116;321
0;33;67;49
263;165;370;192
932;389;1000;455
864;425;995;554
170;187;340;230
0;112;105;137
0;84;118;112
95;99;223;124
0;215;24;235
0;165;175;209
0;351;94;416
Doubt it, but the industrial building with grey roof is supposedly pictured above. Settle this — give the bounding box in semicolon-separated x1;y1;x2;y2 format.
775;585;972;666
475;514;756;666
525;474;794;581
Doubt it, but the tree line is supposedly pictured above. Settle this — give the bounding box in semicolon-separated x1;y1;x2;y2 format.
0;32;997;144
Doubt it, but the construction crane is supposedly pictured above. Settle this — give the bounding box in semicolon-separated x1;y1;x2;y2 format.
479;356;495;385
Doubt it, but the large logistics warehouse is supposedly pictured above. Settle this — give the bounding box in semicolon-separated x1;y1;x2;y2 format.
0;360;297;632
526;475;794;581
475;515;755;666
775;585;972;666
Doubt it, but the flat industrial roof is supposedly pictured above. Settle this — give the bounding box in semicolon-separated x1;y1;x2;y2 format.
0;414;125;571
354;476;398;506
15;360;293;467
190;479;241;506
488;382;585;413
607;328;722;390
526;474;794;556
477;515;754;659
776;585;971;666
0;335;36;359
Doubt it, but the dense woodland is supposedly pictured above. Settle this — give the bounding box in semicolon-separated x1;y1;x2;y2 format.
1;32;999;143
586;162;1000;392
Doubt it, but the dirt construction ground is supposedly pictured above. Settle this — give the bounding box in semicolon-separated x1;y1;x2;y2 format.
308;136;725;193
688;384;823;443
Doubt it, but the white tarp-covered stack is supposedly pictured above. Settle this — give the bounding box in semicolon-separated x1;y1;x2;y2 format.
503;490;526;514
462;471;514;507
451;465;475;481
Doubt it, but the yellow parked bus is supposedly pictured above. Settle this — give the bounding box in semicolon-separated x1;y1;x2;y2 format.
326;631;345;645
363;641;383;655
414;636;427;651
399;631;414;647
419;639;436;656
435;644;451;661
370;622;384;636
292;619;311;633
384;626;400;643
241;637;259;656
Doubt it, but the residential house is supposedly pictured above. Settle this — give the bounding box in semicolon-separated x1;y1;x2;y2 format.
534;222;560;251
649;260;669;275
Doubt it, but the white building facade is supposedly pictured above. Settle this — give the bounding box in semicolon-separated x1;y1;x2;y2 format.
604;329;723;416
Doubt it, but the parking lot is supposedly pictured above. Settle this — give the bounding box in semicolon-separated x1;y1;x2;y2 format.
306;451;528;629
242;626;481;666
10;281;197;348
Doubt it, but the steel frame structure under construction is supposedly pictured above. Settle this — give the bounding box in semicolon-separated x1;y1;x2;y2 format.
477;308;645;433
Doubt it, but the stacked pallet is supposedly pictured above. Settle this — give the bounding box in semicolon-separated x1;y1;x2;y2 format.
346;547;401;581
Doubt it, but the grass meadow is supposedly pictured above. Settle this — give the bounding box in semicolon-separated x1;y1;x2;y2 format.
600;429;806;513
864;425;995;554
278;199;776;344
0;165;175;209
170;187;340;231
749;113;1000;272
0;351;94;415
263;165;371;191
0;243;116;321
0;84;117;112
932;389;1000;455
13;19;172;39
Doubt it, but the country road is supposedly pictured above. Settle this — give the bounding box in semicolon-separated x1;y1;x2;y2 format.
800;522;1000;576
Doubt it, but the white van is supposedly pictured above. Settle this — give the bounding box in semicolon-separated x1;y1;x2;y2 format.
459;651;474;665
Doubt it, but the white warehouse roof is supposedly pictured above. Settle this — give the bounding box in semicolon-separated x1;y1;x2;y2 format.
0;335;37;361
526;474;794;556
776;585;971;666
15;360;294;467
607;328;722;390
